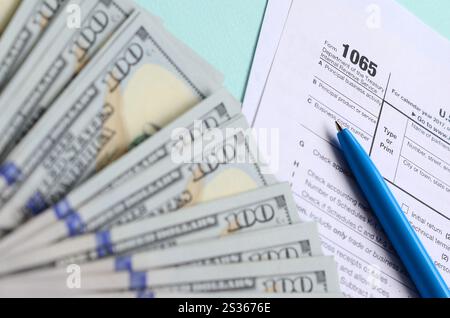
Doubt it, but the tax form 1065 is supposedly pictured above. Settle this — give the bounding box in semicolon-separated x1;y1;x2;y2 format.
247;0;450;297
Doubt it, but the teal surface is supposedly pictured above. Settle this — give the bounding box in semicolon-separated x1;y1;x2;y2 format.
136;0;450;101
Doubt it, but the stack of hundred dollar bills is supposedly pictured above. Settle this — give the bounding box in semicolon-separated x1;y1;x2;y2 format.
0;0;341;298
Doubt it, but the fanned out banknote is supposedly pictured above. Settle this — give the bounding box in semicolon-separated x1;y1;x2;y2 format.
0;181;296;273
0;290;344;298
0;0;137;159
0;88;241;255
0;9;222;229
0;0;342;299
3;115;278;257
79;292;344;299
0;0;68;90
0;222;321;280
0;257;340;297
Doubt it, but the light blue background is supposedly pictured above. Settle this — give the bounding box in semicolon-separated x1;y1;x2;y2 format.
136;0;450;101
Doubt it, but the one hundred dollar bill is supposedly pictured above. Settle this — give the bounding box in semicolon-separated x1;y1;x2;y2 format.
0;0;137;159
99;223;322;273
0;183;299;275
0;10;222;228
78;291;344;299
0;258;340;295
100;257;340;295
3;116;276;255
0;0;68;89
0;223;321;280
0;288;343;298
0;0;20;35
0;89;241;255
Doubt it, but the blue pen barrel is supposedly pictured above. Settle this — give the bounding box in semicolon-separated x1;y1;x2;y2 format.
338;128;450;298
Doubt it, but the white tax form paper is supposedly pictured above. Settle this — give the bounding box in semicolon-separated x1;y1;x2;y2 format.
243;0;292;122
250;0;450;297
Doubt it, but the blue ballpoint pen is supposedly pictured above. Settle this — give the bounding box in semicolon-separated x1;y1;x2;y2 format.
335;121;450;298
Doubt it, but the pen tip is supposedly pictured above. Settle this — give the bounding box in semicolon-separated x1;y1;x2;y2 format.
335;121;343;132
